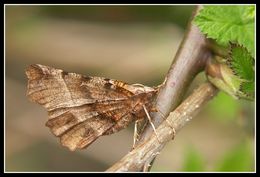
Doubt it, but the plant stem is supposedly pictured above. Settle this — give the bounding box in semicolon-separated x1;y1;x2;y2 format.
132;5;210;171
136;5;209;145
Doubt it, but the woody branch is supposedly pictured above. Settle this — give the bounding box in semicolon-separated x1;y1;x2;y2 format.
107;5;215;172
137;5;209;145
137;5;209;171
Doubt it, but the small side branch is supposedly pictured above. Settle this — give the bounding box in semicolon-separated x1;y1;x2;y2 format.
106;82;218;172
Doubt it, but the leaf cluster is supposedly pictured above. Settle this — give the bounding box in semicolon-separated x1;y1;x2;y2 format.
194;5;255;100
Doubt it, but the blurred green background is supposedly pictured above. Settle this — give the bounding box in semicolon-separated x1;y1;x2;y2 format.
5;5;255;172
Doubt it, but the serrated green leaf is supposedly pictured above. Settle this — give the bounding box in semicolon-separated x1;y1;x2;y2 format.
229;45;254;81
194;5;255;56
241;81;254;92
240;81;254;99
206;61;254;100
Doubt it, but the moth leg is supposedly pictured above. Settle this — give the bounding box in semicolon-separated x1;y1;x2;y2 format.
133;120;139;147
143;105;162;143
154;107;176;140
132;119;142;149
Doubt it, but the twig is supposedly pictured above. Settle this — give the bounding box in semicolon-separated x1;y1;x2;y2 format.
132;5;210;171
136;5;209;145
106;82;218;172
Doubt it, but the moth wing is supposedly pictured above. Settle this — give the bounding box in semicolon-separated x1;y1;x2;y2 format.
25;64;136;151
25;64;134;111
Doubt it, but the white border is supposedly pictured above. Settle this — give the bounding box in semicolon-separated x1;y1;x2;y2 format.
4;4;256;173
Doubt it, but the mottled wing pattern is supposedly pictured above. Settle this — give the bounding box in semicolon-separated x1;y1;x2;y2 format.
26;64;136;151
26;64;134;111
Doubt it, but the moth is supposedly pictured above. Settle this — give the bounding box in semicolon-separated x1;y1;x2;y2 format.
26;64;159;151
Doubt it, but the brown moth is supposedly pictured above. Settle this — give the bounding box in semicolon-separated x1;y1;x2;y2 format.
26;64;159;151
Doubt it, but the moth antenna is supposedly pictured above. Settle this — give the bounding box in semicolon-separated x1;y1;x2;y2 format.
143;105;162;143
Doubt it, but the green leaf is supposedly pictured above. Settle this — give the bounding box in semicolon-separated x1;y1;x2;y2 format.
228;44;254;81
226;44;255;99
182;146;205;171
206;62;254;100
215;140;254;172
194;5;255;56
242;5;255;19
240;81;255;99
